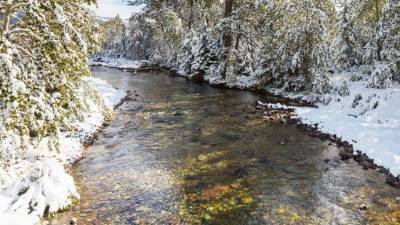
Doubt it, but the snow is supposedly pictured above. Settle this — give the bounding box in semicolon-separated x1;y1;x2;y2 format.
0;77;126;225
292;72;400;176
89;57;150;70
184;70;259;90
257;101;293;110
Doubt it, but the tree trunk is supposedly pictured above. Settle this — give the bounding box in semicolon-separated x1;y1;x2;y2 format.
1;5;11;36
235;24;241;50
374;0;382;61
188;0;194;28
223;0;234;49
221;0;234;79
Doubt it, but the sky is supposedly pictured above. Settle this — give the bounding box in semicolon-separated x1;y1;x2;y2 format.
91;0;144;19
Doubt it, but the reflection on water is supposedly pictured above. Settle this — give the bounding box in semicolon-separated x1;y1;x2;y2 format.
48;67;400;225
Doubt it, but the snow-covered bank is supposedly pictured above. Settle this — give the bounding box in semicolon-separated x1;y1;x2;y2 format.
256;70;400;177
89;57;150;70
177;66;260;90
0;77;126;225
294;79;400;176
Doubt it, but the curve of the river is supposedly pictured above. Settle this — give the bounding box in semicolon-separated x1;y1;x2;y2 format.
48;67;400;225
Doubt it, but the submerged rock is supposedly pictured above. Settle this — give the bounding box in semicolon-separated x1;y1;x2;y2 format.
359;204;367;210
339;148;353;160
241;197;254;205
202;185;231;200
70;218;77;225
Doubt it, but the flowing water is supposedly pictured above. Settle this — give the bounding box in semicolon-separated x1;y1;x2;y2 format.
48;67;400;225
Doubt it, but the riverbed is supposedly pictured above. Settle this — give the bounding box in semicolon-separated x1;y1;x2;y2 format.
47;67;400;225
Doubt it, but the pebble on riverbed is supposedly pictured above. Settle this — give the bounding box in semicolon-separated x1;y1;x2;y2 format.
70;218;77;225
359;204;367;211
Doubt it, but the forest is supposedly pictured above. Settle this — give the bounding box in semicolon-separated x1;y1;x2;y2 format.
0;0;400;224
99;0;399;94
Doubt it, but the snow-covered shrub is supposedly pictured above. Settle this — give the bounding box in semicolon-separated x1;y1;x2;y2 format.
359;65;373;75
352;94;363;108
220;1;259;80
368;63;393;89
349;0;386;65
124;14;154;60
337;81;350;97
0;1;106;220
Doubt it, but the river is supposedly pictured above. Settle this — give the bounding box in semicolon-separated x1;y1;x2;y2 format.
48;67;400;225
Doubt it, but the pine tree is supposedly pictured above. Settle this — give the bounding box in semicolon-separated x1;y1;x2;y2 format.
117;0;399;89
0;0;99;151
349;0;386;64
381;0;400;81
332;0;359;70
265;0;333;93
96;15;127;58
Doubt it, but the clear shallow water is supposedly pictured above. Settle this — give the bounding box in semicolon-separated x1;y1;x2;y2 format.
48;67;400;225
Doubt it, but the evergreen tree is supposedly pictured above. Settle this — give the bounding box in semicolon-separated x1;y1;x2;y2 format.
332;0;359;70
265;0;333;93
110;0;398;91
349;0;386;64
124;14;153;60
96;15;127;58
0;0;99;151
381;0;400;81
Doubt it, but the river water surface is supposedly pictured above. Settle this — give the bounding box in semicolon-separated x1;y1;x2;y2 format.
48;67;400;225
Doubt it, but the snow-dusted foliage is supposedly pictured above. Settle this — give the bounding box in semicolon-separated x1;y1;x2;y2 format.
0;1;99;156
0;76;125;224
368;63;393;88
177;26;210;78
146;7;184;65
0;0;117;222
347;0;386;63
381;0;400;82
262;0;333;93
95;15;127;58
215;0;259;81
332;0;359;70
123;14;154;60
99;0;399;91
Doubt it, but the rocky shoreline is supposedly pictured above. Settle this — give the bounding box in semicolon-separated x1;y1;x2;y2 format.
250;102;400;189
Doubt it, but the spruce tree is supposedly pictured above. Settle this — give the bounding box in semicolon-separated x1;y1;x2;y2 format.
332;0;359;70
266;0;332;93
381;0;400;81
0;0;99;152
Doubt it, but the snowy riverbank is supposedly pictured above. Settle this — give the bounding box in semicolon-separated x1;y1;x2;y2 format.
89;57;150;70
258;70;400;177
0;77;126;225
293;74;400;176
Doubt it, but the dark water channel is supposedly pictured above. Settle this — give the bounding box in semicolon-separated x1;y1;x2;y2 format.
48;67;400;225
